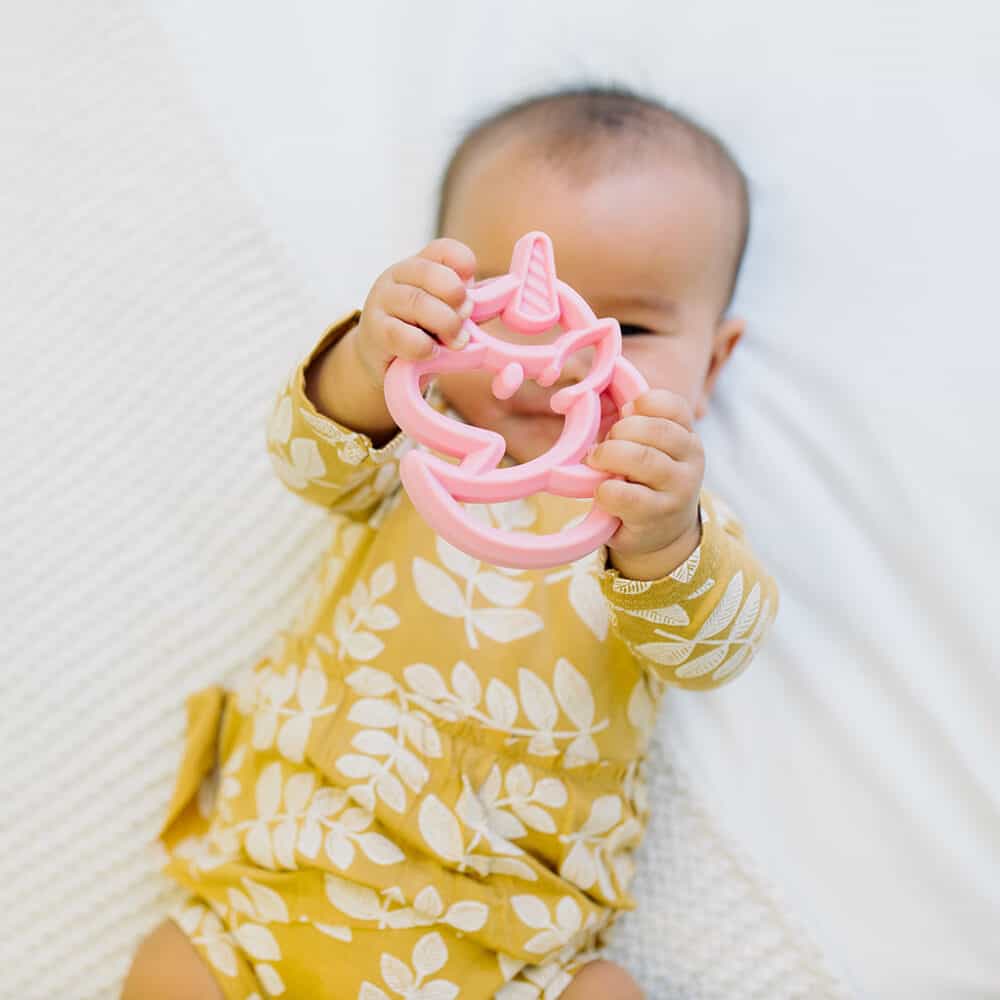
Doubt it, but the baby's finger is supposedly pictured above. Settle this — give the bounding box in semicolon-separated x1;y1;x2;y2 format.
418;237;477;283
384;282;469;346
587;437;678;494
392;256;470;311
605;414;700;463
594;478;665;526
626;388;695;432
378;314;440;362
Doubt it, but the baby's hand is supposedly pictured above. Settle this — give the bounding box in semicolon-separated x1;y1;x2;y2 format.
585;389;705;581
354;238;477;387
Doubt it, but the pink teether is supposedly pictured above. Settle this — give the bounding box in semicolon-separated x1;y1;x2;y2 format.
383;231;649;570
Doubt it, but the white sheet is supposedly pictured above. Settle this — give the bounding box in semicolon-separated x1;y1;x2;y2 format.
2;2;997;998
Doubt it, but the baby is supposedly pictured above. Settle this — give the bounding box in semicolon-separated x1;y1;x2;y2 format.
124;85;779;1000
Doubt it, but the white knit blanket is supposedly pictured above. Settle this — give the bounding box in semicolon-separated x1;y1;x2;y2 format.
8;3;995;999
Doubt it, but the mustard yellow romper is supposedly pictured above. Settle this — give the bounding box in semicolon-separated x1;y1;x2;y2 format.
156;312;780;999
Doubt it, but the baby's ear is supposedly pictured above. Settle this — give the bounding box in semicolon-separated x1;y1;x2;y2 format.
695;316;745;419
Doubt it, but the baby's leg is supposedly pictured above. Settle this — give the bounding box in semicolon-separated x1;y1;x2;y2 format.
121;919;224;1000
561;959;645;999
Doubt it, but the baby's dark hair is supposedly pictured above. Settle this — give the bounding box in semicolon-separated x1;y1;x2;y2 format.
434;83;751;314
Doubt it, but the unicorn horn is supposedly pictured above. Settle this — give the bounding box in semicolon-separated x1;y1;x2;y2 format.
502;231;561;333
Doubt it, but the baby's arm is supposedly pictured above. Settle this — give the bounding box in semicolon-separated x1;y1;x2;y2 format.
599;489;780;691
265;239;475;520
264;310;412;520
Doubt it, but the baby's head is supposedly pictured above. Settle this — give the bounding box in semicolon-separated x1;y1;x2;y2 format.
432;84;750;464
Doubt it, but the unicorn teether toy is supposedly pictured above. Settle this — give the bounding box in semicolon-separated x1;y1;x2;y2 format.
382;231;649;570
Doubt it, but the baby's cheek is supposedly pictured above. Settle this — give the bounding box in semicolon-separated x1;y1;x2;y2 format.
624;339;696;399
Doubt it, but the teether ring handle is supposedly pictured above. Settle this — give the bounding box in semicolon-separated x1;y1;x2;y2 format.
401;451;622;569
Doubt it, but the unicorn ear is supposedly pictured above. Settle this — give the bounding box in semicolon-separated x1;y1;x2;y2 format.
501;231;561;333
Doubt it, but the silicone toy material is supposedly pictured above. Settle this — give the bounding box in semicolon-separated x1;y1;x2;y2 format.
383;231;649;569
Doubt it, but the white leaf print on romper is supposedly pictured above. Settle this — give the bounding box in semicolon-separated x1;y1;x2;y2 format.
456;765;566;856
322;874;488;937
329;561;400;663
359;931;459;1000
627;566;771;683
172;902;240;979
183;874;292;995
714;592;773;683
239;650;339;764
511;895;583;956
240;761;404;872
495;956;576;1000
390;657;609;767
377;660;608;763
267;389;368;493
558;794;642;901
336;671;444;814
269;429;327;492
418;792;537;882
412;533;543;649
543;511;610;641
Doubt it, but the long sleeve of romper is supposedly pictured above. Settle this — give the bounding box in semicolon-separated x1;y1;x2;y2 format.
598;489;780;691
264;310;424;522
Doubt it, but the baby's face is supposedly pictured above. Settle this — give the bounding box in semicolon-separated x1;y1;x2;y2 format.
437;138;744;464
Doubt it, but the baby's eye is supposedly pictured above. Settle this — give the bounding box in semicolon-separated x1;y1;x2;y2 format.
619;324;653;336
